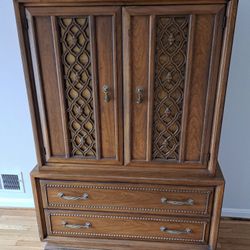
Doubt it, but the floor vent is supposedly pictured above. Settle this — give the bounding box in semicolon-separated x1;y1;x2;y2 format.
0;172;24;192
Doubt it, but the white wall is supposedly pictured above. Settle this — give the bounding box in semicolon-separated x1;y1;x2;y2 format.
0;0;36;207
219;0;250;218
0;0;249;216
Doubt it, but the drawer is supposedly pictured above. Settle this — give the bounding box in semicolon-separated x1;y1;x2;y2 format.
40;180;214;216
45;210;210;244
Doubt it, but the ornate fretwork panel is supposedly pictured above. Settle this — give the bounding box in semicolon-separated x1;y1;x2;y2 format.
58;17;96;158
152;16;189;161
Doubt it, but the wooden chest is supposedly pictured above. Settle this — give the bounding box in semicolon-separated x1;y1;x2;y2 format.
14;0;238;249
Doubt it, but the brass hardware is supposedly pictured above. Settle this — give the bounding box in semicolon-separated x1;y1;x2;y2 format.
103;85;111;102
160;227;192;235
62;221;92;229
161;198;194;206
57;192;89;201
136;87;144;104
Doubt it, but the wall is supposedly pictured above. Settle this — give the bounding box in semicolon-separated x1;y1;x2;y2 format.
0;0;249;216
0;0;35;207
219;0;250;218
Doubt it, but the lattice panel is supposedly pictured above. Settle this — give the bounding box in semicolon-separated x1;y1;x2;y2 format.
58;17;96;158
152;16;189;161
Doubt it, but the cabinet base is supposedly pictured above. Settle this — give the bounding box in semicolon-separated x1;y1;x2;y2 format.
32;166;224;250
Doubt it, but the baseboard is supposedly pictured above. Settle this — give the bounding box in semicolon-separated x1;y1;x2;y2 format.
222;208;250;219
0;197;34;208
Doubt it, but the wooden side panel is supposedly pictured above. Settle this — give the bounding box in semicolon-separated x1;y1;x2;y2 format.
34;16;65;157
130;16;149;161
96;16;116;159
184;15;214;162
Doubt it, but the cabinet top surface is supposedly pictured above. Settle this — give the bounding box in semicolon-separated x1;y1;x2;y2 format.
15;0;228;5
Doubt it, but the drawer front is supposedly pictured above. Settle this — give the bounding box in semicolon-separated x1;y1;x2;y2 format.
45;210;210;244
41;180;213;216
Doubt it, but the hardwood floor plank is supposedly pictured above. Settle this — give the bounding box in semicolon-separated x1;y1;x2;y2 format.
0;208;45;250
217;219;250;250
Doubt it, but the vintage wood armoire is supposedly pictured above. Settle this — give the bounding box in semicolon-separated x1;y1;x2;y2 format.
14;0;238;249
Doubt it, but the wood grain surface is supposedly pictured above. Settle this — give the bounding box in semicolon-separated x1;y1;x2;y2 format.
13;1;239;250
40;180;214;216
0;208;249;250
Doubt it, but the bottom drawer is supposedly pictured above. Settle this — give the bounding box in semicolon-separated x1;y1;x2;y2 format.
45;210;210;244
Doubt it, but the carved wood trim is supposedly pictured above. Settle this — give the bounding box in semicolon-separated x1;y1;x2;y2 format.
46;203;208;215
152;15;189;161
51;231;204;243
46;183;212;193
58;16;97;158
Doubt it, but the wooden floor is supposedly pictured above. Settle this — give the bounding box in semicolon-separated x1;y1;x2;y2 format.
217;218;250;250
0;209;249;250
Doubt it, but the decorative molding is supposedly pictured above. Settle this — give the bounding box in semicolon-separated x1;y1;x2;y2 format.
52;230;203;243
152;15;189;161
46;183;211;194
58;16;96;158
47;203;208;215
50;212;207;223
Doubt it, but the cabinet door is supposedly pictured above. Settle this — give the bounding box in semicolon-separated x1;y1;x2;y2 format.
26;7;122;166
123;5;225;169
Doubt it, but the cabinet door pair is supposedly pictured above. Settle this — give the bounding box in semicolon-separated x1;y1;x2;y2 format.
26;4;226;170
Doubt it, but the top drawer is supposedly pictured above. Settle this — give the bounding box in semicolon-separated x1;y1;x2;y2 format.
40;180;214;217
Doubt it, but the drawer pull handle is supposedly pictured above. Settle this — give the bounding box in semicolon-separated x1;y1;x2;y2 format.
160;227;192;235
161;198;194;206
62;221;92;229
57;192;89;201
136;87;144;104
103;85;111;102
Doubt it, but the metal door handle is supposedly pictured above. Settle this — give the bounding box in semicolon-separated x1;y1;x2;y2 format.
62;221;92;229
57;192;89;201
136;87;144;104
161;198;194;206
160;227;192;235
103;85;111;102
